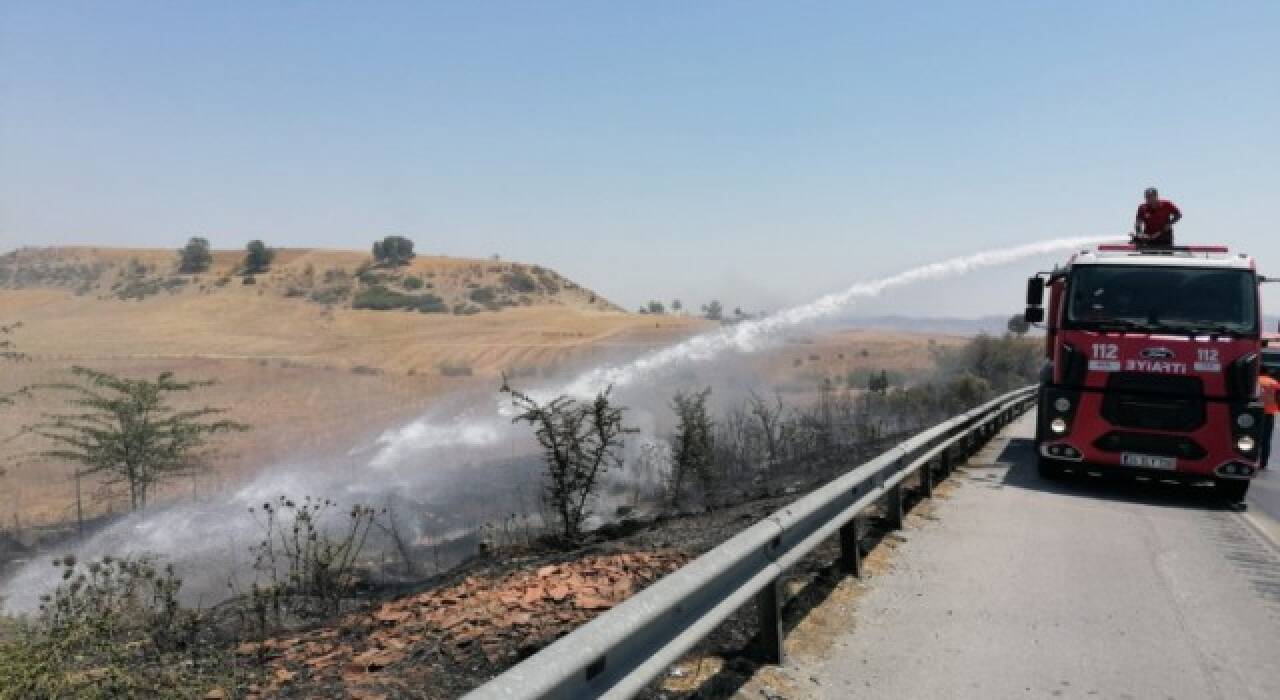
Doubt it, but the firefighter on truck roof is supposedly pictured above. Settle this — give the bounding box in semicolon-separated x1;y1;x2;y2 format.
1133;186;1182;247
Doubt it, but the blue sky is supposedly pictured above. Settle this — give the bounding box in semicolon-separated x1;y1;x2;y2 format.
2;1;1278;316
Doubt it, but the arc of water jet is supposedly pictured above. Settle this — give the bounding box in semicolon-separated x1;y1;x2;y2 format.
552;236;1112;399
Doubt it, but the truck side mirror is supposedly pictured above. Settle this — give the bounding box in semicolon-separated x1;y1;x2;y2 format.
1025;276;1045;306
1024;276;1045;324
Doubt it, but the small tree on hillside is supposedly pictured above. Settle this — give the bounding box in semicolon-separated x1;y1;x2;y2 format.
647;300;665;314
671;299;683;314
702;300;724;321
30;367;248;511
177;237;213;274
1006;313;1031;337
243;240;275;275
669;387;715;509
372;236;416;267
503;381;635;543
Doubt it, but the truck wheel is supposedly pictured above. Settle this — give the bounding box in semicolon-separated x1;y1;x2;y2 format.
1038;456;1067;480
1215;478;1250;505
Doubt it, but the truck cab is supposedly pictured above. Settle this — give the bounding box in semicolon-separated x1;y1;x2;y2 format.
1025;244;1267;503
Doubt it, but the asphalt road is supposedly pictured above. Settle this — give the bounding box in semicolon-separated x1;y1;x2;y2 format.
802;411;1280;700
1247;421;1280;538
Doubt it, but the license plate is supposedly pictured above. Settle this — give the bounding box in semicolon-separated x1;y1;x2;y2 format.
1121;453;1176;470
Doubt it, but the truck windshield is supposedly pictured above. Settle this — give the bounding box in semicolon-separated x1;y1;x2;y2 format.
1066;265;1258;335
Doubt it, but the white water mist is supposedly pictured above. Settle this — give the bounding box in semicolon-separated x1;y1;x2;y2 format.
1;236;1111;612
551;236;1110;399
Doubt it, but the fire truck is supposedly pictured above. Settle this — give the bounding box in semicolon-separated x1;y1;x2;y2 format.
1025;244;1271;503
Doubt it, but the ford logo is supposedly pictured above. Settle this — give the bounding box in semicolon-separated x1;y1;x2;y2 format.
1140;347;1176;360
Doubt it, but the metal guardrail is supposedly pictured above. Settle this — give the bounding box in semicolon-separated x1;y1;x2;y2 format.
467;385;1038;700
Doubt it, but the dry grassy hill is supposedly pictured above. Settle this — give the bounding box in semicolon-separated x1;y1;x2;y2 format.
0;246;620;315
0;246;960;531
0;246;703;527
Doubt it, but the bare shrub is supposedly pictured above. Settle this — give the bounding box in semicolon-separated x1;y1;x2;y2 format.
503;382;636;544
748;391;786;468
668;388;715;509
242;496;380;629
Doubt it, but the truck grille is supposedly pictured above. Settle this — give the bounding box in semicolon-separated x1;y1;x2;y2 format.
1100;373;1205;432
1093;431;1206;459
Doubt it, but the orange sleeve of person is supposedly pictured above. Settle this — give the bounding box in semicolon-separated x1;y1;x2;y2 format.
1260;376;1279;414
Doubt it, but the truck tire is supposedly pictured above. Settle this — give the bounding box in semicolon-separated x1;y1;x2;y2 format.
1215;478;1250;505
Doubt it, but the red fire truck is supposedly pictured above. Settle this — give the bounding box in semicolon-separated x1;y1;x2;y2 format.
1025;244;1270;503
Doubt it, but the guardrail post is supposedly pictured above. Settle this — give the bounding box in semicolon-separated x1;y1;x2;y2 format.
755;577;785;665
839;519;862;578
886;483;904;530
920;459;934;499
939;451;952;480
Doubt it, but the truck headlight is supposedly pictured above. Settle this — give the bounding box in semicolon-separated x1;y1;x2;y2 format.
1236;413;1256;430
1050;418;1068;435
1237;435;1257;453
1053;397;1072;413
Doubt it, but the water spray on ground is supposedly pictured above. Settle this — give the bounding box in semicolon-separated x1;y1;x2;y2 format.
0;236;1110;612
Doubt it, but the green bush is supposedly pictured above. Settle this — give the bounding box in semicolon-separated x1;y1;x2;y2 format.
0;555;250;699
352;285;447;313
308;285;351;305
536;272;560;294
113;277;187;301
502;271;538;294
358;269;390;286
402;275;424;290
470;286;497;304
